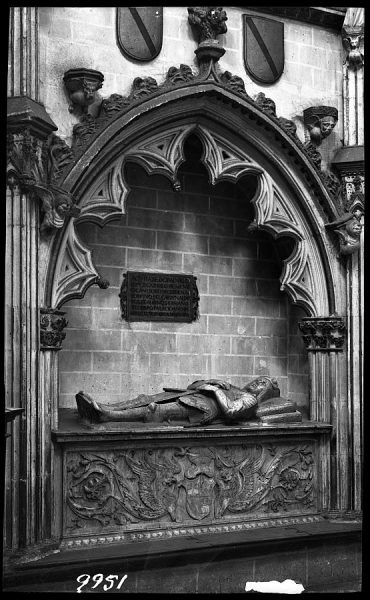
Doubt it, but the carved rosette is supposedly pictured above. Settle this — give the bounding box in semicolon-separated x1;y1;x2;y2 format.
40;308;68;350
298;316;346;351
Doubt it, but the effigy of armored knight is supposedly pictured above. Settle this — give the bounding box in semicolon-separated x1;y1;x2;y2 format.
76;376;302;427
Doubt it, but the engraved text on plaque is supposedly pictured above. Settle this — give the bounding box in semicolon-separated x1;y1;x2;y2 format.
120;271;199;322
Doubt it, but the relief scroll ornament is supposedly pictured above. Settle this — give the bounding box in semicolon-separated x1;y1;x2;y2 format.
76;376;302;427
65;442;315;530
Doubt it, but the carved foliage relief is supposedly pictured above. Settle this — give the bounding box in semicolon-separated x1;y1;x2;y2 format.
65;441;316;535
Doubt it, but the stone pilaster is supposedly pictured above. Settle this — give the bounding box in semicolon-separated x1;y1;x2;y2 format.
299;316;348;512
8;7;39;100
5;102;57;550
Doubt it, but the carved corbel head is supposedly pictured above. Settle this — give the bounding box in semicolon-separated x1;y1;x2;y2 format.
188;7;228;78
63;68;104;115
303;106;338;146
342;25;364;70
326;212;362;256
27;182;80;232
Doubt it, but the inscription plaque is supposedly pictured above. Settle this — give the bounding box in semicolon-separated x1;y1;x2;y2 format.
120;271;199;322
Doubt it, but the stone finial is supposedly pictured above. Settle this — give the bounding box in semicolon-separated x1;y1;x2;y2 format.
40;308;68;350
298;316;346;351
188;7;228;78
63;68;104;115
188;6;227;43
326;213;362;256
342;7;364;70
303;106;338;146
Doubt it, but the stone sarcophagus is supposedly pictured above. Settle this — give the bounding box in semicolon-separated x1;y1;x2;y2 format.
53;421;331;549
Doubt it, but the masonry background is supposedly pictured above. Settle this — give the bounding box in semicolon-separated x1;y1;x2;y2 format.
38;6;343;170
59;136;309;415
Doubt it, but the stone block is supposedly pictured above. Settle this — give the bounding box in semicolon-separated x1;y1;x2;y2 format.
64;306;92;329
313;67;336;93
232;336;279;356
157;190;186;212
128;207;185;232
288;374;309;394
256;279;282;298
256;317;287;337
90;244;126;267
233;258;280;278
208;276;257;297
299;44;327;68
150;317;207;334
254;355;288;376
92;351;131;372
136;565;198;594
132;332;177;353
234;218;256;239
88;287;121;309
185;213;234;237
285;23;313;46
59;372;121;395
209;316;255;336
285;61;314;87
213;355;254;375
233;297;281;318
127;248;182;271
127;188;157;209
150;353;208;374
210;197;253;219
59;350;92;372
182;172;211;195
183;193;210;214
157;231;208;254
209;237;255;259
71;21;115;46
201;295;232;315
184;254;232;276
65;328;121;351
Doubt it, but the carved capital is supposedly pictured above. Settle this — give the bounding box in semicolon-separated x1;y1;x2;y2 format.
303;106;338;146
40;308;68;350
63;68;104;115
298;316;346;351
7;128;79;231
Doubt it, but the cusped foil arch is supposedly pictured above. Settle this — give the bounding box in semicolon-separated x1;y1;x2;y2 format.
43;83;340;315
48;122;329;316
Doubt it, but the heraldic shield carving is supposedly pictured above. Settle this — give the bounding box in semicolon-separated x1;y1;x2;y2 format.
116;7;163;62
243;15;284;84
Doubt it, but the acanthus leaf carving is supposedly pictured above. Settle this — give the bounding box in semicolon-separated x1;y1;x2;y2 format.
298;315;346;351
65;442;316;533
7;129;79;231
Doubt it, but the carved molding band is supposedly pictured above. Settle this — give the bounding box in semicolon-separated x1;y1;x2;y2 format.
40;308;68;350
298;316;346;351
64;442;316;537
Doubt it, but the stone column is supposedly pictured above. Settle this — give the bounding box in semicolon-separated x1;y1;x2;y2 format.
6;100;57;550
8;7;39;100
298;316;348;513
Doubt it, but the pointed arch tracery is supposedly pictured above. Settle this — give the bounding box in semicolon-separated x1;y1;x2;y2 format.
44;89;338;317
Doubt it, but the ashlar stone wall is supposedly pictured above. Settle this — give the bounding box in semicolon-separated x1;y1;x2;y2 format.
59;137;309;415
38;6;343;170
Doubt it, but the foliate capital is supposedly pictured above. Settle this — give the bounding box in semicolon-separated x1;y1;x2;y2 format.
40;308;68;351
298;316;346;351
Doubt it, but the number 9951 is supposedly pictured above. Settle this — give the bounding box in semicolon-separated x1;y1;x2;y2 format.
76;573;128;593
